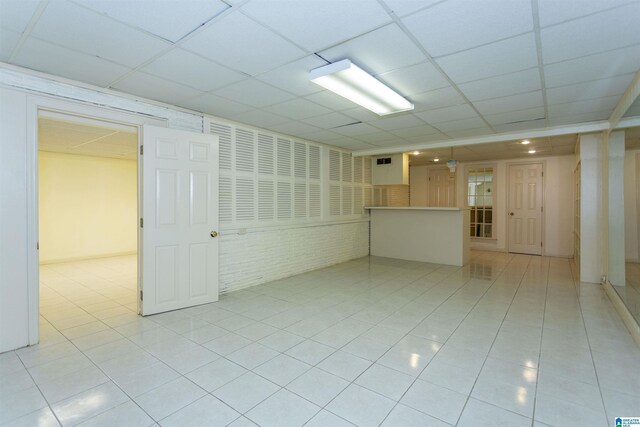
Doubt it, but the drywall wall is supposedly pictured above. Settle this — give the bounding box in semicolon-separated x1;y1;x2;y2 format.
0;88;30;352
625;150;639;261
424;154;575;257
38;152;137;263
409;166;428;206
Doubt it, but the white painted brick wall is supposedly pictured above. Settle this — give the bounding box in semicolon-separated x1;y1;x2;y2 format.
219;221;370;292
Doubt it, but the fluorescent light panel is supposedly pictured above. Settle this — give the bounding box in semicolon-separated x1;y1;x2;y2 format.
310;59;414;116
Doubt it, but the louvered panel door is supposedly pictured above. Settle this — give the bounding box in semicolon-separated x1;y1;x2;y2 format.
141;125;219;315
508;163;543;255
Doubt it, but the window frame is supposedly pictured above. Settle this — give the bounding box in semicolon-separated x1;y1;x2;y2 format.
465;163;496;239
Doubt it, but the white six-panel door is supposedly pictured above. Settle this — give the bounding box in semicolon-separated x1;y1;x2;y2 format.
141;125;219;315
508;163;543;255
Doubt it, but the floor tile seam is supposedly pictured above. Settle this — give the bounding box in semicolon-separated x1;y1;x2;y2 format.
13;349;64;427
568;263;617;421
42;317;179;425
523;256;551;425
452;255;535;425
375;255;523;426
45;331;162;425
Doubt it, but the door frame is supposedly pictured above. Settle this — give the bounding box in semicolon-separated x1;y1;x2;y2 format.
26;94;166;345
505;160;545;255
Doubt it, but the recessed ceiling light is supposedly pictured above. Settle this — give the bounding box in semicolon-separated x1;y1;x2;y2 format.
528;149;536;154
412;151;420;155
433;158;439;162
521;140;531;145
309;59;414;116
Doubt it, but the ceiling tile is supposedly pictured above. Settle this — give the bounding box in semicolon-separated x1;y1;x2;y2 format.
255;55;326;96
403;0;533;57
142;48;246;92
483;107;546;126
301;112;358;129
331;123;380;137
301;129;343;143
411;87;467;111
537;0;632;27
370;114;426;131
262;98;332;120
358;131;401;143
435;33;538;83
472;91;544;116
32;0;171;67
267;121;322;137
432;117;489;132
230;109;290;128
540;3;640;64
304;91;360;111
492;118;547;133
543;45;640;88
14;37;131;87
177;92;253;117
181;11;305;75
342;107;380;122
389;124;442;138
548;110;611;126
240;0;391;51
547;95;620;117
318;24;425;75
0;0;39;32
458;68;542;102
403;133;449;144
0;28;20;61
381;0;441;17
545;74;634;105
213;79;296;108
415;104;479;123
444;126;494;138
111;71;203;105
82;0;229;43
377;61;450;96
625;98;640;117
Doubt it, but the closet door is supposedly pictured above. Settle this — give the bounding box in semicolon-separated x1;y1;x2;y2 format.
141;125;219;315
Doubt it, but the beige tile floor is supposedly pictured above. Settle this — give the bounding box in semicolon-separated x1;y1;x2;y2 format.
1;252;639;426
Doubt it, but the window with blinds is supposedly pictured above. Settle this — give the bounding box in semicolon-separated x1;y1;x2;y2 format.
211;120;353;227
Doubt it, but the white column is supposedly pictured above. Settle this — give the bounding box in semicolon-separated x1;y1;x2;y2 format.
608;131;626;285
579;133;604;284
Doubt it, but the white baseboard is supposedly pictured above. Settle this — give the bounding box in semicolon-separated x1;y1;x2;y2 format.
39;251;137;265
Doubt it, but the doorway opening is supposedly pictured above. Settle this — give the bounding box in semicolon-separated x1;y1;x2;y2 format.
37;110;141;337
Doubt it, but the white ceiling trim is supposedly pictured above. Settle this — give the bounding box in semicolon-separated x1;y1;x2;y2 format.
351;120;611;156
608;69;640;130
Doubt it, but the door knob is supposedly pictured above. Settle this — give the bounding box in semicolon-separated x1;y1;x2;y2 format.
509;212;514;216
210;231;218;238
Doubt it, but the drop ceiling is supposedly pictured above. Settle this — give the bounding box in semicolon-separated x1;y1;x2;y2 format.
408;126;640;165
2;0;640;153
38;116;138;160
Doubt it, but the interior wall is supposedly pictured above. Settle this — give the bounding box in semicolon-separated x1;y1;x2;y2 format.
625;150;640;261
38;151;137;263
409;166;428;206
447;154;574;257
0;88;30;353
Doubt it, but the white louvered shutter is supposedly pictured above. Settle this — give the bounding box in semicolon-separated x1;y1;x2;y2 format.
219;177;233;223
309;145;320;180
210;122;232;171
309;183;321;218
258;180;274;221
258;134;274;175
235;178;254;221
277;181;292;220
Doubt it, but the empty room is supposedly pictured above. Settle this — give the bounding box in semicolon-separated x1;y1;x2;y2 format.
1;0;639;426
